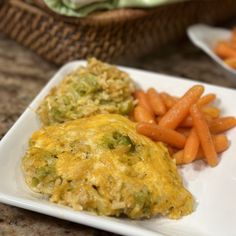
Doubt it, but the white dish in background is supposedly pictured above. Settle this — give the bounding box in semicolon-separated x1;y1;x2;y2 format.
0;61;236;236
187;24;236;75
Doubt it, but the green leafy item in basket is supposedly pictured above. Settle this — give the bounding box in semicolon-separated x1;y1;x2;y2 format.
43;0;186;17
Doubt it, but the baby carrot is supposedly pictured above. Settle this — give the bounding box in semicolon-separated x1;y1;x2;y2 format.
179;116;193;127
183;128;200;164
180;113;213;127
201;106;220;119
204;114;213;124
215;41;236;59
190;104;218;167
134;90;154;116
133;106;154;123
197;93;216;107
195;135;229;160
212;134;229;153
173;150;184;165
209;116;236;134
147;88;166;115
136;122;186;149
159;85;204;129
160;92;178;109
177;135;229;164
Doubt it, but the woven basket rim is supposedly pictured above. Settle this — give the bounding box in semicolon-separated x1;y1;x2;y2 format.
9;0;190;25
2;0;236;65
10;0;48;15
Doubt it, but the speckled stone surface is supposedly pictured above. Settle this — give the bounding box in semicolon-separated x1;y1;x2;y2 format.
0;27;236;235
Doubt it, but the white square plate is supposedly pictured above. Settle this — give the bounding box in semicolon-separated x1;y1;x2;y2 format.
1;61;236;236
187;24;236;76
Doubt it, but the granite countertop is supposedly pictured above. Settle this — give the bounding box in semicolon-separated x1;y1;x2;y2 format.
0;30;236;235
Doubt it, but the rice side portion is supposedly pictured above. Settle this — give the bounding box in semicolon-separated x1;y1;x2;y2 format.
37;58;136;125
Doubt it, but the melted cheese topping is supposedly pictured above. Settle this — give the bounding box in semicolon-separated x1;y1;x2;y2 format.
22;114;194;219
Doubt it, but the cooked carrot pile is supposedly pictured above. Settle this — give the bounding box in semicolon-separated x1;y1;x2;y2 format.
133;85;236;167
214;28;236;69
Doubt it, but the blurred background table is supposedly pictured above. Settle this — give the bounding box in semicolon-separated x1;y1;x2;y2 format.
0;30;235;235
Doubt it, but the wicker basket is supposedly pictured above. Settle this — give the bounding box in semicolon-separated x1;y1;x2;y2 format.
0;0;236;65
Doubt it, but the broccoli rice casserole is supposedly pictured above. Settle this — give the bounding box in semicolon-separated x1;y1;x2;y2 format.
37;58;136;125
22;114;194;219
